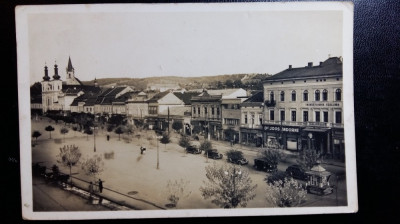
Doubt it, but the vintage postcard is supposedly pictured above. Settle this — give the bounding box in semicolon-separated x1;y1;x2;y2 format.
16;2;357;219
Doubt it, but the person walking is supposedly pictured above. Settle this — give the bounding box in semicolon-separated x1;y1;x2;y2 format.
98;179;103;193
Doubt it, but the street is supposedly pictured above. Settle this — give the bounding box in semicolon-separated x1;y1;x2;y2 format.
31;118;347;210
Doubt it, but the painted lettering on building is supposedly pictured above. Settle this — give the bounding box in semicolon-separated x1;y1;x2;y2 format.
306;103;340;107
263;125;300;133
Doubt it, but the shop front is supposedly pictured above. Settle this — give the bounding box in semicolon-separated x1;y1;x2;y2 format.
332;128;345;160
240;128;263;147
302;128;331;155
262;124;303;151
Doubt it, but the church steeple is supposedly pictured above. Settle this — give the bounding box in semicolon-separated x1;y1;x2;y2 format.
53;61;61;80
42;63;50;81
67;56;74;72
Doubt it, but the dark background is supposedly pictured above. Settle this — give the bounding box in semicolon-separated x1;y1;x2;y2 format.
2;0;399;223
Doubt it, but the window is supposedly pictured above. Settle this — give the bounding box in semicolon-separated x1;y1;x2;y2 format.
149;106;157;114
335;89;342;101
270;91;274;101
323;111;328;122
291;90;296;101
322;89;328;101
251;114;255;124
315;90;320;101
198;107;200;114
244;114;248;124
259;114;263;124
193;107;196;114
280;91;285;101
280;110;285;121
204;107;207;114
217;107;220;116
291;111;296;122
211;107;215;115
303;90;309;101
315;111;321;122
303;111;309;122
270;110;275;121
335;111;342;124
225;119;239;125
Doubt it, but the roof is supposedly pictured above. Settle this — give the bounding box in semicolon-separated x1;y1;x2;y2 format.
62;85;101;96
191;90;222;102
241;91;264;107
173;92;201;105
265;57;343;81
70;92;99;106
67;56;74;72
147;91;170;103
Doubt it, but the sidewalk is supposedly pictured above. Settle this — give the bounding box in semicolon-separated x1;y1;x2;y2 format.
32;176;114;211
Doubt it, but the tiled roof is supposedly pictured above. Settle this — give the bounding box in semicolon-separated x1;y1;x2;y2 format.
265;57;342;81
62;85;101;95
70;92;99;106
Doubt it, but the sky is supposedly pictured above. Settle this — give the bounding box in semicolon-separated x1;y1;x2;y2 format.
27;6;343;84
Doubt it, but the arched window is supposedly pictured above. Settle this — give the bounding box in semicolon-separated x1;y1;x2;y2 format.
322;89;328;101
335;89;342;101
315;90;320;101
303;90;309;101
291;90;296;101
270;91;274;101
280;91;285;101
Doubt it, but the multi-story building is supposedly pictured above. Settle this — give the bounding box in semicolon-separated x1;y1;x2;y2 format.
191;90;222;140
240;91;264;146
262;57;344;159
94;86;133;115
221;98;243;143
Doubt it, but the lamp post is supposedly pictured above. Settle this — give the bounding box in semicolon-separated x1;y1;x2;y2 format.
224;166;242;208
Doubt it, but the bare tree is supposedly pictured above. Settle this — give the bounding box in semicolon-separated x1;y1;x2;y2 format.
266;177;307;207
297;148;321;170
56;145;82;185
165;178;192;208
81;155;104;183
200;163;257;208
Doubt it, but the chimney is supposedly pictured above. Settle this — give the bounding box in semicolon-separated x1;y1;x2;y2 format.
319;62;323;66
308;62;313;67
288;65;292;69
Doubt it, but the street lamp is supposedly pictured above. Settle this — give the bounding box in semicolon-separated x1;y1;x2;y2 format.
224;166;242;208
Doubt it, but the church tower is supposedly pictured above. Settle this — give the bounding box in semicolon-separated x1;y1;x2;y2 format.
65;56;80;85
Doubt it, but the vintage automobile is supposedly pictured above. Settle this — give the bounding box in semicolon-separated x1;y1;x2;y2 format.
253;158;277;172
228;157;249;165
286;164;309;181
185;145;202;154
305;165;334;195
205;149;223;159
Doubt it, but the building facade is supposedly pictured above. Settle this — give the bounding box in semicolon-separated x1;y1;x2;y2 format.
240;91;264;146
262;57;344;159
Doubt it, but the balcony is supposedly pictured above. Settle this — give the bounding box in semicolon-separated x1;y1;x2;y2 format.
264;100;276;107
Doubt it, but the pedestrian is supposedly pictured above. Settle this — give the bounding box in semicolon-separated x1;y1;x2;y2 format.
98;179;103;193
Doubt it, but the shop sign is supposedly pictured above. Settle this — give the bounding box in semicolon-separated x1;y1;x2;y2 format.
263;125;300;133
305;103;341;107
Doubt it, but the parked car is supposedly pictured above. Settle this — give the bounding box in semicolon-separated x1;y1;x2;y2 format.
205;149;223;159
228;157;249;165
285;165;308;181
186;145;202;154
253;158;277;172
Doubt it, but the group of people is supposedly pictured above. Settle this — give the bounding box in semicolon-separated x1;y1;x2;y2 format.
88;178;104;196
